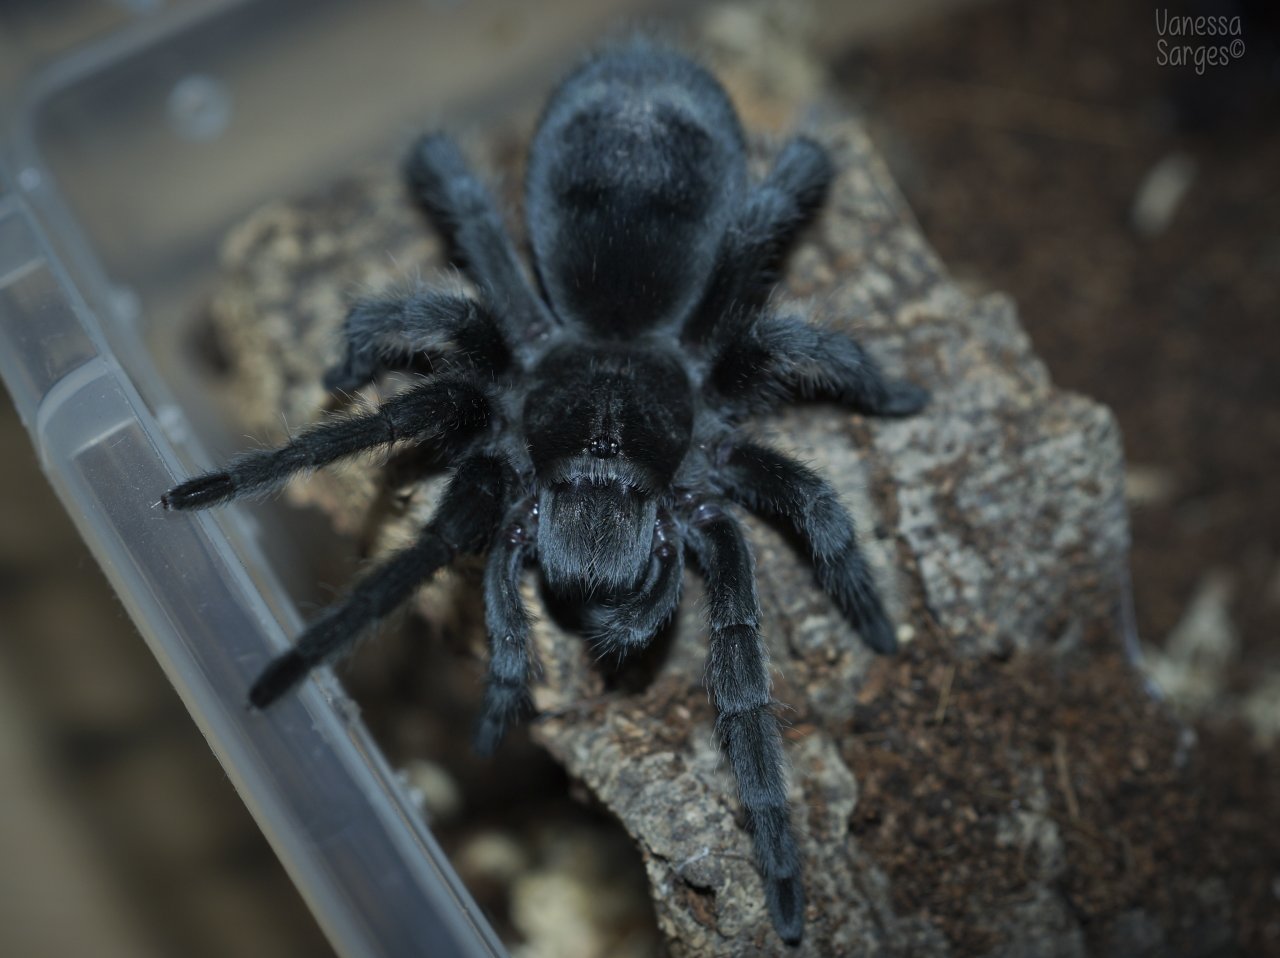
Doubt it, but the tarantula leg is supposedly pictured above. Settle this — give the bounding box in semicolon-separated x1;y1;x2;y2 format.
789;322;929;417
735;136;833;282
687;503;805;945
162;377;489;511
587;512;683;663
719;441;898;654
474;500;537;756
324;291;511;393
250;455;510;709
686;136;833;341
708;313;929;418
405;133;553;341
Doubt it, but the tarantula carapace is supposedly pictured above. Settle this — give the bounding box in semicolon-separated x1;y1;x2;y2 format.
163;40;927;945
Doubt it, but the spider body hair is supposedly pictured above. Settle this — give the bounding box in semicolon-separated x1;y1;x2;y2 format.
164;38;928;946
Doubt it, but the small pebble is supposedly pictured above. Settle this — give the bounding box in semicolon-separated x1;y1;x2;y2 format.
402;759;462;822
457;830;530;886
1131;151;1197;238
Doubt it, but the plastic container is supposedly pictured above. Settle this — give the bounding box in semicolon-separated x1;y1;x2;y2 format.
0;1;670;954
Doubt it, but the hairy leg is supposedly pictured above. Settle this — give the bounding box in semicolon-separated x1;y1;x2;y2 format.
587;512;683;663
405;133;553;341
474;500;537;756
719;441;897;654
686;136;833;341
324;290;511;393
686;502;804;945
250;455;510;708
708;312;928;417
162;376;490;511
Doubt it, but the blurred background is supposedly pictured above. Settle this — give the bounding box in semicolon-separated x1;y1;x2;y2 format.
0;0;1276;955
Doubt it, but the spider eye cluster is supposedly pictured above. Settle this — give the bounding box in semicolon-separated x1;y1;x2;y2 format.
588;435;621;459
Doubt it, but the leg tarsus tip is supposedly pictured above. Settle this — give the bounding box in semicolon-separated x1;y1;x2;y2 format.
767;874;806;945
248;650;307;710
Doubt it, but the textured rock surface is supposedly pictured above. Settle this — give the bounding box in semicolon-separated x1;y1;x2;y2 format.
201;20;1238;958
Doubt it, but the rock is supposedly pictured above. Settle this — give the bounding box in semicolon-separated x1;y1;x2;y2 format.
200;17;1238;958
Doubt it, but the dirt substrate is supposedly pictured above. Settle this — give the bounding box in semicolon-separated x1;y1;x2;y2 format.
846;629;1267;955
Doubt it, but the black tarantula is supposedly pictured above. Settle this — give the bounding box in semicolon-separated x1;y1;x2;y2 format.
163;40;927;945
